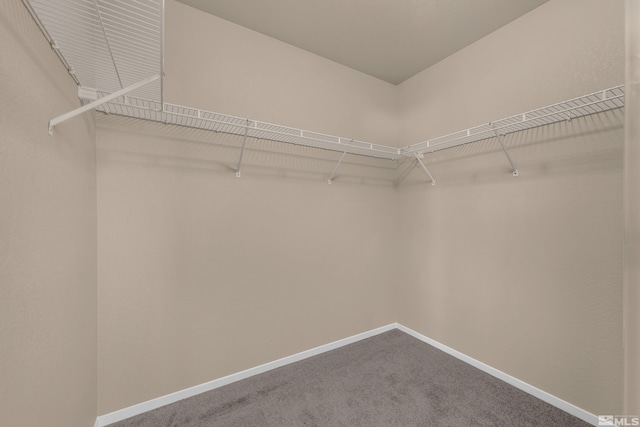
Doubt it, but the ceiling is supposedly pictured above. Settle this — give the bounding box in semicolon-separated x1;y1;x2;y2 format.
176;0;548;85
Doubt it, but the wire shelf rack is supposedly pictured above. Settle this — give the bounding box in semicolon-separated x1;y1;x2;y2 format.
24;0;163;102
92;93;402;160
400;86;625;156
22;1;625;173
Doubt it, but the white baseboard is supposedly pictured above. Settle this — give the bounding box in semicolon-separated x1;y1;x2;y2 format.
94;324;396;427
394;324;598;426
95;323;598;427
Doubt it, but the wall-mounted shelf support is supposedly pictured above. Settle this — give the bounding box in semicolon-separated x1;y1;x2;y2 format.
414;153;436;186
328;151;348;184
48;75;159;135
490;124;519;177
235;119;250;178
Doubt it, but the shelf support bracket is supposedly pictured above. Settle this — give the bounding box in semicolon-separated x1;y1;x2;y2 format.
328;151;347;184
491;124;519;177
48;74;160;135
235;119;250;177
414;152;436;186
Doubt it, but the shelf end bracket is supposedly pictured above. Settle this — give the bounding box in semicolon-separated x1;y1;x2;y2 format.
328;151;348;184
48;74;160;135
414;152;436;186
490;124;519;177
235;119;250;177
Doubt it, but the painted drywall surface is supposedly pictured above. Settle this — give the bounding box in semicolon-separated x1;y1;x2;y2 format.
95;0;625;417
397;0;624;145
624;0;640;415
96;1;400;414
164;0;398;147
396;0;624;415
96;117;398;414
0;1;97;427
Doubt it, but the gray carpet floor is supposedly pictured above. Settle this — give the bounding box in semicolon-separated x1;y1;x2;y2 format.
107;330;591;426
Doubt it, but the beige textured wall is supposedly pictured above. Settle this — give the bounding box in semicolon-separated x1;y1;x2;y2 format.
96;120;398;414
165;0;398;146
96;0;399;414
624;0;640;415
396;0;624;415
0;0;627;421
96;0;625;417
0;1;97;427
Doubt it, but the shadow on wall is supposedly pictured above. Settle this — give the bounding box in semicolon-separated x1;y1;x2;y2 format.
398;109;624;189
96;114;398;187
96;107;624;190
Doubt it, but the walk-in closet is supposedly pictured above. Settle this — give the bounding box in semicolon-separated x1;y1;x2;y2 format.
2;1;638;426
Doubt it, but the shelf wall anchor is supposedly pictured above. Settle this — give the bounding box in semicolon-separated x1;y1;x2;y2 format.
414;152;436;186
490;124;519;177
235;119;250;178
48;74;160;135
328;151;347;184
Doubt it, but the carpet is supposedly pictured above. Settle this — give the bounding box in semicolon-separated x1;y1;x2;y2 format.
106;329;591;426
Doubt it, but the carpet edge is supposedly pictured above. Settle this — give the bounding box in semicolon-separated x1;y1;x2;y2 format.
95;322;598;427
94;324;398;427
395;324;598;426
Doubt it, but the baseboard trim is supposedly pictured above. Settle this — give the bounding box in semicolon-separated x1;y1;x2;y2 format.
94;324;397;427
95;323;598;427
394;324;598;426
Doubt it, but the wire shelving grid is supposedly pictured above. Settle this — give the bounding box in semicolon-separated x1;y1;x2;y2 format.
23;0;626;168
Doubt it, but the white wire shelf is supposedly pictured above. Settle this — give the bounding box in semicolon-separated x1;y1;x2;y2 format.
22;1;626;172
91;93;403;160
23;0;400;160
400;85;625;156
24;0;163;102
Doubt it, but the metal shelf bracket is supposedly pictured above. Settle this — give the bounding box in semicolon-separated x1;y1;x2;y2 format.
490;124;519;177
235;119;250;177
414;152;436;186
328;151;347;184
48;75;160;135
